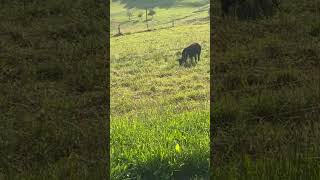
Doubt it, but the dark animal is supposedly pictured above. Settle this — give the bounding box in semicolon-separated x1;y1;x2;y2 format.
178;43;201;66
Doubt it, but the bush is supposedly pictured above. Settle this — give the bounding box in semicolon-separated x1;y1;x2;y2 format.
148;9;156;17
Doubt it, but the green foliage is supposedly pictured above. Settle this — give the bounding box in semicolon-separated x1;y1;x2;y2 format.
126;9;133;20
148;9;156;17
138;11;144;18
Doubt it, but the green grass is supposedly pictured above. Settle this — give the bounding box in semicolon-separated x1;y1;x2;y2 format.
111;0;209;34
0;0;108;179
2;0;320;179
211;0;320;178
112;111;209;179
110;14;210;179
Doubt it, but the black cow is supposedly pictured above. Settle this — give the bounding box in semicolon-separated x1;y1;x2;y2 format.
178;43;201;66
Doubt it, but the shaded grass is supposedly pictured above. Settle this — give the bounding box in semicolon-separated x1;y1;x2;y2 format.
211;0;320;178
1;0;108;178
213;154;320;180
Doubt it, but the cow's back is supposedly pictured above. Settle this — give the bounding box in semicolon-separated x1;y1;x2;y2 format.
181;43;201;60
187;43;201;51
190;43;201;54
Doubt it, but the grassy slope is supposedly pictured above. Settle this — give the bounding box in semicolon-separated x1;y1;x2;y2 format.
110;2;210;178
110;0;209;34
212;0;320;178
0;1;108;179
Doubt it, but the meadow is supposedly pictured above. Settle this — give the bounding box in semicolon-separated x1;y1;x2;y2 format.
110;0;209;35
110;0;210;179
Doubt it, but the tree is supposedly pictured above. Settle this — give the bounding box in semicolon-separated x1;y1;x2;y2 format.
137;12;143;20
148;9;156;19
126;10;133;20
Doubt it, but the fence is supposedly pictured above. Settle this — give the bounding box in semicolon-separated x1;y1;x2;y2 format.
110;10;209;36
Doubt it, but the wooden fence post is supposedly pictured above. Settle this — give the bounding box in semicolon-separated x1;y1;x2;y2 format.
146;8;149;30
118;24;121;34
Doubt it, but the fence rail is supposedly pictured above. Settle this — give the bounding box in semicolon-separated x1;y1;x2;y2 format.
110;11;209;36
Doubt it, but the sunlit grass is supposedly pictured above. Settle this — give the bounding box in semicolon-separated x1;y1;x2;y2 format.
111;23;210;179
111;0;209;34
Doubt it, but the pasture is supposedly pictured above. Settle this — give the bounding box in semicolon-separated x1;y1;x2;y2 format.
110;1;210;179
110;0;209;35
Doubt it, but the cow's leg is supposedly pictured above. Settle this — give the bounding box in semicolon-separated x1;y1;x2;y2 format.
184;55;188;67
192;56;196;66
186;54;190;65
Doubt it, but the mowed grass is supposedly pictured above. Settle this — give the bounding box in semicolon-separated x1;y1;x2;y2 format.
110;24;210;179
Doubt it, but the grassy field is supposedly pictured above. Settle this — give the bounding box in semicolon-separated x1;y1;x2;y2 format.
2;0;320;179
110;0;209;35
110;1;210;179
211;0;320;178
1;0;108;179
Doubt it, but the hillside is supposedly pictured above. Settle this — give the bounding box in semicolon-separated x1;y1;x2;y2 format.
110;1;210;178
111;24;210;179
111;0;209;35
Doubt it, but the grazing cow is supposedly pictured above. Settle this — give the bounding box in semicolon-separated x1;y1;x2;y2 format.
178;43;201;66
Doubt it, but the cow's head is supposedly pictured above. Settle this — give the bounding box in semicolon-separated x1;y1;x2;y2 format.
177;58;182;66
177;58;183;66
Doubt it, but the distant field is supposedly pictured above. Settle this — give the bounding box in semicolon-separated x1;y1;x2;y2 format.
110;0;209;35
110;8;210;179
